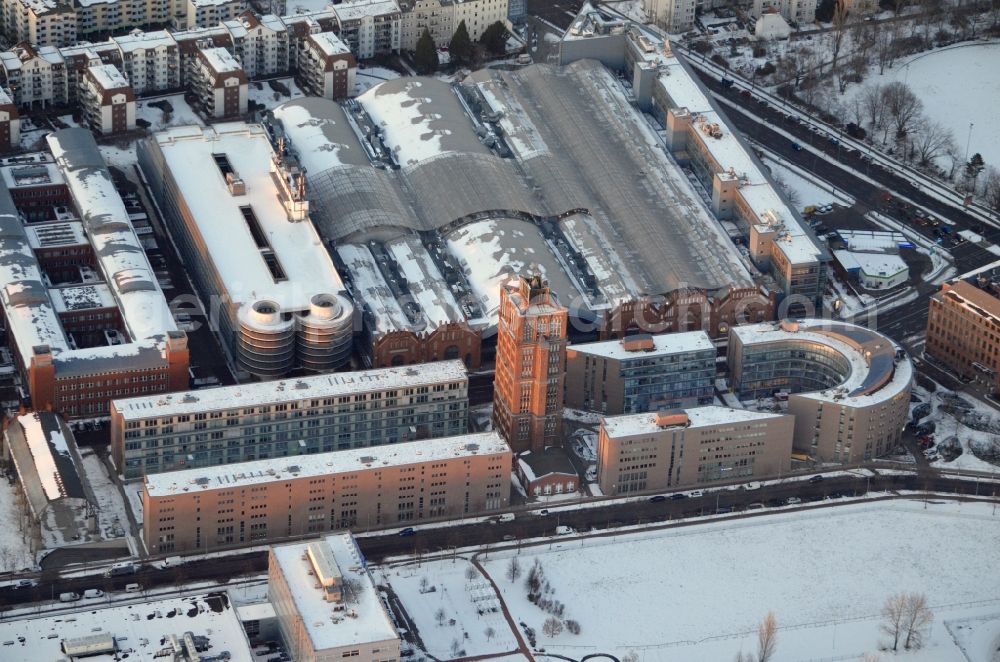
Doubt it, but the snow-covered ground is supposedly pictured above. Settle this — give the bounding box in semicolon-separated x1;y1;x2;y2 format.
136;94;204;131
354;66;402;96
79;449;132;545
912;380;1000;474
248;77;305;112
0;478;34;571
850;43;1000;168
376;560;518;659
763;155;841;210
436;500;1000;661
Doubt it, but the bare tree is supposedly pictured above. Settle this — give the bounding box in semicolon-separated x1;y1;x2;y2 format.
450;638;462;657
902;593;933;650
982;167;1000;212
912;119;956;166
506;556;522;584
831;2;850;72
882;81;923;139
875;27;897;74
860;84;886;137
419;576;429;592
621;653;639;662
464;565;478;582
484;626;496;641
881;593;907;651
435;607;447;626
757;611;778;662
542;616;564;638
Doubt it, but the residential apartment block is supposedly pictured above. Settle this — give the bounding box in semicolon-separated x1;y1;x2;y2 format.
186;0;243;29
493;275;567;454
642;0;695;33
597;407;794;496
142;430;510;553
729;320;912;463
0;87;21;150
1;0;77;47
334;0;401;59
138;122;354;378
268;534;400;662
564;331;716;416
399;0;508;52
191;46;247;117
111;360;469;478
296;31;356;99
0;42;68;106
751;0;816;25
79;62;135;134
926;278;1000;389
0;131;189;419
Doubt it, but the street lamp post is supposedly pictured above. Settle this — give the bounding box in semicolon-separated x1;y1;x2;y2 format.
965;123;975;164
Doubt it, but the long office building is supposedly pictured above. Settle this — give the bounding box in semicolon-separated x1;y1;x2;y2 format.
111;360;469;479
138;122;354;379
564;331;716;415
597;407;794;496
143;431;511;553
729;320;912;463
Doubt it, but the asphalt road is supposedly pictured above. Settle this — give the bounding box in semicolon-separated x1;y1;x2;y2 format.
3;472;996;610
691;65;1000;343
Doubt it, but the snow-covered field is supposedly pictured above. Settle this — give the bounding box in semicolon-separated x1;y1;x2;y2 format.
248;77;306;112
136;94;204;131
386;500;1000;661
0;478;34;571
354;66;401;96
912;380;1000;474
79;449;131;543
762;154;850;211
855;43;1000;168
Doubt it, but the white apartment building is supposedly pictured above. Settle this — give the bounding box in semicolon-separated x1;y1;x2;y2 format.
113;30;180;95
191;46;247;117
2;0;76;47
186;0;243;28
223;11;289;78
0;42;67;106
751;0;816;25
642;0;695;33
79;62;135;134
297;30;356;99
334;0;401;59
0;87;21;149
399;0;506;51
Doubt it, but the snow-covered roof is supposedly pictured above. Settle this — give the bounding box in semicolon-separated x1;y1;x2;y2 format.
144;431;506;496
145;123;346;316
270;533;399;653
310;30;351;57
200;46;242;73
24;221;86;249
837;229;908;252
271;97;370;170
112;30;176;53
87;63;129;90
0;157;62;191
834;250;908;278
602;405;787;438
6;411;84;501
385;234;468;329
190;0;240;7
359;77;488;168
113;359;468;420
48;129;177;346
50;283;117;312
332;0;400;21
569;330;714;361
0;593;253;662
731;319;912;406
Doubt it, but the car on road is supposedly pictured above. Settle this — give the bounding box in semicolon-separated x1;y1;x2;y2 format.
124;583;143;593
398;527;417;537
538;509;549;516
739;89;752;98
83;589;104;599
502;535;516;541
716;506;733;514
670;493;688;500
555;525;575;535
649;495;667;503
785;496;802;505
14;579;37;589
809;475;824;484
792;142;803;151
59;592;81;602
689;490;704;498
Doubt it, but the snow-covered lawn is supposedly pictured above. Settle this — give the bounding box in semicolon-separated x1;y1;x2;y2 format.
0;478;35;571
79;449;131;542
376;560;518;659
913;381;1000;473
99;143;138;169
846;43;1000;168
354;66;401;96
762;154;851;211
248;77;306;112
462;500;1000;661
136;94;203;131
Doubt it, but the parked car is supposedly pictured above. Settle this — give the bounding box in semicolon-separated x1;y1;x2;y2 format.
739;89;752;98
59;592;80;602
809;475;824;484
649;495;667;503
792;142;804;151
14;579;37;589
124;583;143;593
689;490;704;498
555;525;575;535
670;493;688;500
398;527;416;537
82;589;104;599
785;496;802;505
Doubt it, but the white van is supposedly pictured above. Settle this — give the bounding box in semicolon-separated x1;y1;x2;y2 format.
555;525;574;536
82;588;104;599
124;583;142;593
498;513;515;523
59;592;80;602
